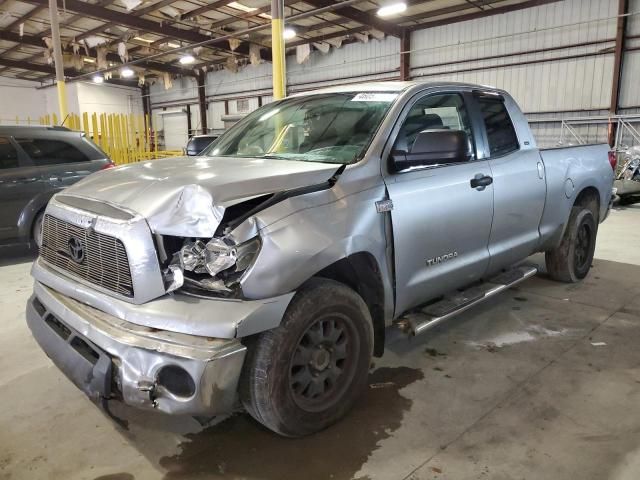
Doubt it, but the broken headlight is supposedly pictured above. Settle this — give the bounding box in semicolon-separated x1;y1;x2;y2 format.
165;236;261;294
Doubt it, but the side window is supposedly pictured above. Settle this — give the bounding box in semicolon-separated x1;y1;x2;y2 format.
15;138;90;166
0;137;20;169
394;93;475;161
476;98;519;157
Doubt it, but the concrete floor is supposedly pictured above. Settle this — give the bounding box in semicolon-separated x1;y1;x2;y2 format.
1;205;640;480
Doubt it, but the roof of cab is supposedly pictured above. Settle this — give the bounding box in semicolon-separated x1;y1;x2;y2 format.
0;125;81;135
290;80;498;97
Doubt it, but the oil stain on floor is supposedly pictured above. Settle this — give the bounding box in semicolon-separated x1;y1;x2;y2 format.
160;366;423;480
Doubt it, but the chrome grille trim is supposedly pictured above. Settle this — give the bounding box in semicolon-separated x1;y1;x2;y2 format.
40;214;134;297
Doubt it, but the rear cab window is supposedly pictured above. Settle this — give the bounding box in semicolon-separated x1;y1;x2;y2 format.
476;96;519;157
0;137;20;169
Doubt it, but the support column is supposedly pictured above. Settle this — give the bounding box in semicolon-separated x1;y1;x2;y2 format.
271;0;286;99
197;71;208;134
186;104;192;137
400;30;410;81
141;84;152;131
608;0;628;147
49;0;67;122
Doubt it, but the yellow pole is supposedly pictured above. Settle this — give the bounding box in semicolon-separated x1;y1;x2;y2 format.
271;0;286;100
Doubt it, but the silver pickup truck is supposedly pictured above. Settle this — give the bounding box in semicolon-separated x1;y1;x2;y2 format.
26;82;614;437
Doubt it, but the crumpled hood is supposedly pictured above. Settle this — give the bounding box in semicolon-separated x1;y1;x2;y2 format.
61;156;339;237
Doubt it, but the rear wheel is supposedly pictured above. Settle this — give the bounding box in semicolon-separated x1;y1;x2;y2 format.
545;206;597;282
240;278;373;437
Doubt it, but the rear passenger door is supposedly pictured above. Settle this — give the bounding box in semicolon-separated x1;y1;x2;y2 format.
0;136;43;243
471;92;546;272
15;136;96;190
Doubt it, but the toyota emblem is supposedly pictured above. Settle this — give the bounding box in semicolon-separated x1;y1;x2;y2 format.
67;237;85;263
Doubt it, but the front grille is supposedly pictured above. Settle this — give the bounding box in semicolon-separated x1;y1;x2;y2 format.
40;214;134;297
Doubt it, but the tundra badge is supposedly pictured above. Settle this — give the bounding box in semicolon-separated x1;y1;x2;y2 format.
426;252;458;266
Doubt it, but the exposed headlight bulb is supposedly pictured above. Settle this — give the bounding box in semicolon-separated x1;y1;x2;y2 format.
178;238;238;275
202;238;237;276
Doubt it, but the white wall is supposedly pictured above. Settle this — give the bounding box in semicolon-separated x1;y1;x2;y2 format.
0;77;47;124
40;81;142;119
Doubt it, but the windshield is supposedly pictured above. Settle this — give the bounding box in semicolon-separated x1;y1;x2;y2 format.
202;92;397;164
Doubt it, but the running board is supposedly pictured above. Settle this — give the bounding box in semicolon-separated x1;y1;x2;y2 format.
396;265;538;337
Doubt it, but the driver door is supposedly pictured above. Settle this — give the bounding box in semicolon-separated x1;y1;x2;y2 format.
383;91;495;315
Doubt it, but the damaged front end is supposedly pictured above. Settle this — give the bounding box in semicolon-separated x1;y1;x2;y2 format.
163;234;262;297
159;164;345;299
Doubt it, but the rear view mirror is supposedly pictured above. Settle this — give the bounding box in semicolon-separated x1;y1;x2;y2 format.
390;129;471;172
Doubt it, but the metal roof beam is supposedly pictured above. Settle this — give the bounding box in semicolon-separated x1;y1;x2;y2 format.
407;0;563;31
302;0;403;37
21;0;256;58
0;30;191;76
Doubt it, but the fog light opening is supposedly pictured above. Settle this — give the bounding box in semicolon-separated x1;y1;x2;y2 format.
157;365;196;398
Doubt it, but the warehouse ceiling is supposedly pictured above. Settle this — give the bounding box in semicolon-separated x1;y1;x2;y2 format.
0;0;549;85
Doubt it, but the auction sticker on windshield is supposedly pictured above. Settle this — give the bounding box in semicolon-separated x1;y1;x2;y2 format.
351;93;398;102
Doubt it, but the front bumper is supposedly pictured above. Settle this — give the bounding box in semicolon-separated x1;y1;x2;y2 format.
27;281;247;416
614;178;640;196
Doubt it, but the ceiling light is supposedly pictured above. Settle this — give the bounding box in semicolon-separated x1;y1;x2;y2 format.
134;36;154;43
283;28;296;40
83;57;95;63
121;67;135;78
167;42;180;48
377;2;407;17
227;2;256;13
179;54;195;65
92;75;104;84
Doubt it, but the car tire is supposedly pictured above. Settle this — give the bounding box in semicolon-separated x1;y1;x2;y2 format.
545;206;597;283
32;211;44;249
239;278;373;437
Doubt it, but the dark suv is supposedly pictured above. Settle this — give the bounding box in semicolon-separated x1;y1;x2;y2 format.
0;126;113;248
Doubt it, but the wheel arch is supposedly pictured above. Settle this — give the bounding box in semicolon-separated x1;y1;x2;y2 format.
573;185;600;222
312;252;386;357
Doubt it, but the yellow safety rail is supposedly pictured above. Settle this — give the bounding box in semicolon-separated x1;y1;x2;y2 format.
5;111;185;165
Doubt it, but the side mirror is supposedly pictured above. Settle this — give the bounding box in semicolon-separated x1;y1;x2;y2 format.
390;129;471;172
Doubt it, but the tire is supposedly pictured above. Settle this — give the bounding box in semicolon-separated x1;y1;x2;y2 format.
32;211;44;249
239;278;373;437
545;206;597;283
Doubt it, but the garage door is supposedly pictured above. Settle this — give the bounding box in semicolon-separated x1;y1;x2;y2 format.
162;111;188;150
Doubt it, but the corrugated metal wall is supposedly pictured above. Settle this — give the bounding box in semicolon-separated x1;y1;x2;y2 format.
149;0;640;148
411;0;617;113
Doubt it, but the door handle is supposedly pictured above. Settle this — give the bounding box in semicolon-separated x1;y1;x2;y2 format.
470;174;493;189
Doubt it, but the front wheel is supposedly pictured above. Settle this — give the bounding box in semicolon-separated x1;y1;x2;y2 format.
239;278;373;437
32;211;44;249
545;206;597;282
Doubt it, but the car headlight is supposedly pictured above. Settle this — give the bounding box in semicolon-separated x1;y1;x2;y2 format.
165;235;261;294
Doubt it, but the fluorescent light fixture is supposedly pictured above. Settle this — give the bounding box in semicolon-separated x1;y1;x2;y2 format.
227;1;256;13
83;57;95;63
377;2;407;17
121;67;135;78
92;75;104;84
134;36;154;43
167;42;180;48
179;54;195;65
283;28;296;40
